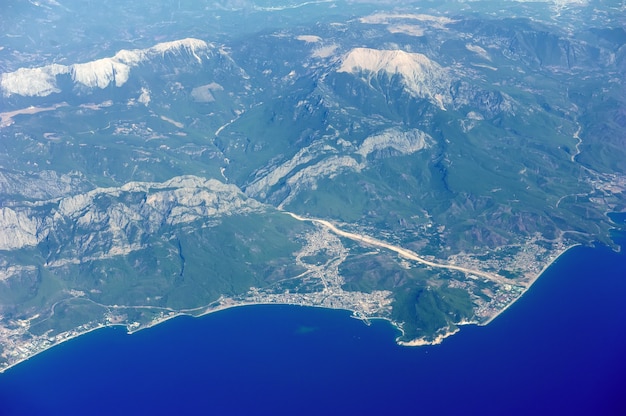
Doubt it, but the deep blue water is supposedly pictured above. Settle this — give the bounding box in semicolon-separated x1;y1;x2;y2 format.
1;233;625;416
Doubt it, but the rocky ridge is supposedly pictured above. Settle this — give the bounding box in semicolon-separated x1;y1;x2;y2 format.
0;175;263;256
245;127;432;206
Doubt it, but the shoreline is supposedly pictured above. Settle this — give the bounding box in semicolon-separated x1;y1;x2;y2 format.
0;302;377;375
480;243;581;326
0;244;582;374
389;243;582;346
0;323;112;375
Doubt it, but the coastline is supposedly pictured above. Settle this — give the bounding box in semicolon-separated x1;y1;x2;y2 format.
392;243;582;347
3;233;624;415
0;244;582;374
0;301;377;375
0;323;111;375
480;243;580;326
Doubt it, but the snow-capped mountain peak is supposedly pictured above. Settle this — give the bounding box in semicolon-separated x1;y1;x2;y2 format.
337;47;451;109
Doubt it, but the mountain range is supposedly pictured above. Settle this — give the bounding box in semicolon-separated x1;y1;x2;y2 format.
0;0;624;372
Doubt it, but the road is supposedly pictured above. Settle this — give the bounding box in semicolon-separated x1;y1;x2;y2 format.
286;212;512;285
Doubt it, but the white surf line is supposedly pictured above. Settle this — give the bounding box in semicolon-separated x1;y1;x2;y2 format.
286;212;512;285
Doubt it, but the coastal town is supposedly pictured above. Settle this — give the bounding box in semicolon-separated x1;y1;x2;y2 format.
0;212;573;374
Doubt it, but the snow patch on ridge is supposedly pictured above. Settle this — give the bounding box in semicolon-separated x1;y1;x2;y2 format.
312;44;338;59
71;58;133;89
296;35;322;43
466;44;491;61
359;13;456;27
1;38;210;97
0;64;68;97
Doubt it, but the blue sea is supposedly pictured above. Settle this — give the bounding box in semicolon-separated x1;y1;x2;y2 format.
1;232;625;415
